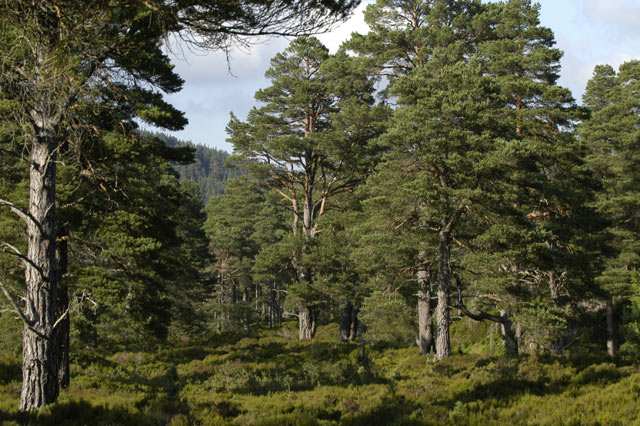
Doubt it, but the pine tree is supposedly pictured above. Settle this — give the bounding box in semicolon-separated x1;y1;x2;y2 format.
580;60;640;356
228;37;384;339
349;0;495;360
346;0;495;357
455;0;606;356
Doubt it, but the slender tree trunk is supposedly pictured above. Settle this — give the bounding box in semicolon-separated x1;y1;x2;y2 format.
607;298;615;357
54;287;69;389
269;282;276;329
435;232;451;361
297;177;321;340
54;226;71;389
339;301;353;342
20;130;60;411
416;251;433;355
296;258;317;339
54;227;69;389
349;307;359;341
231;279;237;304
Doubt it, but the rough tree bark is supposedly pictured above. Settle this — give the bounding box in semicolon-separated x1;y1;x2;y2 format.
20;125;61;411
499;310;518;357
417;291;433;354
297;174;318;339
416;250;433;355
435;231;452;361
299;306;318;340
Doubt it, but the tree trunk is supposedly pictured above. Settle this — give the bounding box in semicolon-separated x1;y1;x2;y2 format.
54;287;69;389
299;306;317;340
416;252;433;355
54;226;69;389
269;282;276;329
499;310;518;357
20;131;60;411
607;298;615;357
435;232;452;361
339;301;353;342
231;279;237;304
417;290;433;355
349;307;359;341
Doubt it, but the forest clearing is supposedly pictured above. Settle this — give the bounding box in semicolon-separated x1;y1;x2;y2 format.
1;0;639;422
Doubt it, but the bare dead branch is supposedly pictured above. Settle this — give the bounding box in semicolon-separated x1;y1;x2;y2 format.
0;279;34;328
0;199;44;233
1;243;44;278
51;306;70;330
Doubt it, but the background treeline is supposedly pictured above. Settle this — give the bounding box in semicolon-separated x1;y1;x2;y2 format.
1;0;640;417
143;131;246;203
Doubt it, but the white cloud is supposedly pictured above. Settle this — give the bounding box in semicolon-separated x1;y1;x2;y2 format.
317;1;372;52
582;0;640;42
547;0;640;102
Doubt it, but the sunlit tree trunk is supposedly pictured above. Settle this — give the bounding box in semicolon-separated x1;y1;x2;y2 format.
435;231;452;361
20;123;60;411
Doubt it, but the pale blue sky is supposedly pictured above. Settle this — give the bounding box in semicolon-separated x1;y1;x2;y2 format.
155;0;640;151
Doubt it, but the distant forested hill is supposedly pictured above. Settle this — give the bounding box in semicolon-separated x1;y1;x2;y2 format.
142;131;245;203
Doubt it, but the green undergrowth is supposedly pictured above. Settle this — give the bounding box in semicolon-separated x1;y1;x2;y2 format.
0;321;639;425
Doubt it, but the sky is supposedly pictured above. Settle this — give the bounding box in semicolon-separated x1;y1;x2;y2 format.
151;0;640;152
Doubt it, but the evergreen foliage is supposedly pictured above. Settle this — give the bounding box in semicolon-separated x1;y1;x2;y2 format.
1;0;640;418
227;36;387;339
144;131;245;203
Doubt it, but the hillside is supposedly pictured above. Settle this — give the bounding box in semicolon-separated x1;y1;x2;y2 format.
144;131;245;203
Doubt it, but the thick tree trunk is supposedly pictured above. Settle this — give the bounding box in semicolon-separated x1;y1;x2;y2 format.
435;232;452;361
20;133;60;411
339;301;353;342
417;290;433;355
299;306;318;340
499;310;518;357
416;252;433;355
607;298;615;357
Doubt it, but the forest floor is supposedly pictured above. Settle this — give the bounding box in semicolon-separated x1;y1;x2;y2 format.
0;320;639;425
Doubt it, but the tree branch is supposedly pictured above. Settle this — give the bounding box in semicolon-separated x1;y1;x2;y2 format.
1;243;44;278
454;275;506;325
52;306;70;330
0;146;31;164
0;279;34;328
0;199;44;233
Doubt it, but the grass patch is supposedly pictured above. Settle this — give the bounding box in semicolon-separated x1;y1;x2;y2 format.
0;321;638;424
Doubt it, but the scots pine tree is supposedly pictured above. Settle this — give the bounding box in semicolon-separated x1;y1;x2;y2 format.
580;60;640;356
228;37;384;339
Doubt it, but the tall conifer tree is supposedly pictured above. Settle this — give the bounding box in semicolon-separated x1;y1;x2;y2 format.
228;37;384;339
580;60;640;356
